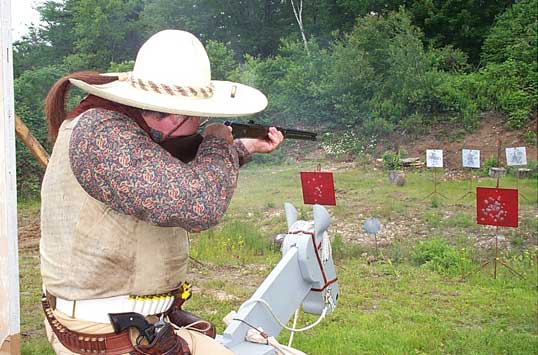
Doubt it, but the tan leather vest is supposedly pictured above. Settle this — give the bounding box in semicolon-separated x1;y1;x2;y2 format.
40;115;189;300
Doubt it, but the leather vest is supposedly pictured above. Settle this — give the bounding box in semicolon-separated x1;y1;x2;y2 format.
40;115;189;300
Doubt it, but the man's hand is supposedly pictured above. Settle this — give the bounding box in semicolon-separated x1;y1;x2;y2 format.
203;123;233;144
239;127;284;154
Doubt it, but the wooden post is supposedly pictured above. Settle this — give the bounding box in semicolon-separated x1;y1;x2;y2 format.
15;114;49;169
0;0;21;354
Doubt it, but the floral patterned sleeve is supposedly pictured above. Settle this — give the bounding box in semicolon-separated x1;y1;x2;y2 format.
69;108;240;232
233;139;252;166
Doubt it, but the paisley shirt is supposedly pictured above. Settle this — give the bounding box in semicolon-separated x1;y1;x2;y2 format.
69;108;249;232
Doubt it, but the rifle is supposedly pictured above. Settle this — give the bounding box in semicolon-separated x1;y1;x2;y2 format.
162;121;317;163
224;120;317;141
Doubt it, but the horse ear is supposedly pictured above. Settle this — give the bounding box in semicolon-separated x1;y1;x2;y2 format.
313;204;331;241
284;203;298;229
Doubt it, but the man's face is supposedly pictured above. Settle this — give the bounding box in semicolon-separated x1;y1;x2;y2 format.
142;110;201;140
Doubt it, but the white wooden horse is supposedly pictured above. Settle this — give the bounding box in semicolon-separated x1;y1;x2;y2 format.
217;203;339;355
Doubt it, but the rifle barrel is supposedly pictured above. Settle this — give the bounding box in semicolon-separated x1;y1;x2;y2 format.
225;121;317;141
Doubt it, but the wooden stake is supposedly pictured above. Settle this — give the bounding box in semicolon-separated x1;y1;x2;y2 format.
15;114;49;168
0;0;21;353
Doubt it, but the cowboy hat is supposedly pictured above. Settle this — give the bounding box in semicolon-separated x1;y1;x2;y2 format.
69;30;268;117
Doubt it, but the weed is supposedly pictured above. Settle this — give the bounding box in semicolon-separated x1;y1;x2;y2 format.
331;233;345;259
412;238;473;275
482;155;499;176
382;150;401;170
444;212;474;228
191;221;277;264
424;211;442;228
264;201;276;209
430;197;440;208
384;240;412;264
523;130;537;145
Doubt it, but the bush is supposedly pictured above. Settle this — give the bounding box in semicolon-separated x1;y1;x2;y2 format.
481;155;499;176
412;238;472;275
235;39;333;125
523;131;538;145
479;0;538;129
527;160;538;179
482;0;538;66
14;65;70;199
205;40;237;80
321;131;372;161
382;151;401;170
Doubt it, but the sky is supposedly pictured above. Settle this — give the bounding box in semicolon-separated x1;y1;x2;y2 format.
10;0;44;41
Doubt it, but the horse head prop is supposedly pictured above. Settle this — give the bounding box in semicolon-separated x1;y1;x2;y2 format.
218;203;339;355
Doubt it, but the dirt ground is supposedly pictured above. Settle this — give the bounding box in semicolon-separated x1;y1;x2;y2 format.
394;113;537;170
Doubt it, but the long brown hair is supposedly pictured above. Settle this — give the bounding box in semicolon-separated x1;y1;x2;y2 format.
44;72;118;144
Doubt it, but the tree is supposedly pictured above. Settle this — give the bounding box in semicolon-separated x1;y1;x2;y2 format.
289;0;309;53
406;0;514;65
482;0;538;65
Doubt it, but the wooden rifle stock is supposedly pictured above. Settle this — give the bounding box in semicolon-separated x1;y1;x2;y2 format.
224;120;317;141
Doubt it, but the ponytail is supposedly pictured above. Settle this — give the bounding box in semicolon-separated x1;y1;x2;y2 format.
44;72;118;144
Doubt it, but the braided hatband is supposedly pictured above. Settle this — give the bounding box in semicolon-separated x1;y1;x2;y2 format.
130;76;214;98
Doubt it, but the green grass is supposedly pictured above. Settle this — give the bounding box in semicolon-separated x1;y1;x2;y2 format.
287;260;537;355
18;164;538;354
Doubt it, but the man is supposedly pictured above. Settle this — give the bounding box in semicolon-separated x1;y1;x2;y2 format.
40;29;283;354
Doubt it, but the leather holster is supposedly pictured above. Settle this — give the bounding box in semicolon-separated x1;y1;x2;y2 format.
168;309;217;339
134;323;191;355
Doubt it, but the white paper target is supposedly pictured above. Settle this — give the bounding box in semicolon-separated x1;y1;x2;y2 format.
462;149;480;168
506;147;527;166
426;149;443;168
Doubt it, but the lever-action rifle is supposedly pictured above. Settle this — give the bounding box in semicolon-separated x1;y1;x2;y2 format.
162;121;317;163
224;120;317;141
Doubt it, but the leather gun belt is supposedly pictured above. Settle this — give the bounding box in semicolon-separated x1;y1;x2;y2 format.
42;295;135;355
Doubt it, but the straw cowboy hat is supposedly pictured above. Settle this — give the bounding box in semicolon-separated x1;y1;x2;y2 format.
69;30;268;117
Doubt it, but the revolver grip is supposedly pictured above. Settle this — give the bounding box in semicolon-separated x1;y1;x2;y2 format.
109;312;153;339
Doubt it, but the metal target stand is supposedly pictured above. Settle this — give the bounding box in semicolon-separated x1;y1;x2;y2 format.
515;169;531;202
424;167;448;200
462;225;524;280
458;168;476;201
462;141;524;280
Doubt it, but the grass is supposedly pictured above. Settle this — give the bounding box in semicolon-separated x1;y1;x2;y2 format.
18;163;538;354
288;261;537;355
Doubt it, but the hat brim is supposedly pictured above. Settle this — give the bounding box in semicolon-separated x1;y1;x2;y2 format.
69;77;268;117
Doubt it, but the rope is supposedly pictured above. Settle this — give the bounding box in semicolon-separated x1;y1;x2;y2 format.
238;298;328;333
288;309;300;347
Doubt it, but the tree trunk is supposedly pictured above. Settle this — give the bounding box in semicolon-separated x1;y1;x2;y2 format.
290;0;309;54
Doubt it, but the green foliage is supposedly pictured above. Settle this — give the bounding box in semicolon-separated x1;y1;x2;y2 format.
331;10;434;125
412;238;472;275
14;65;70;199
527;160;538;179
236;39;333;125
482;0;538;66
472;60;536;129
205;40;237;80
250;146;286;165
330;233;366;260
522;131;537;145
407;0;514;64
191;221;277;264
108;60;135;72
321;131;375;161
382;151;401;170
427;45;470;73
482;155;499;176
